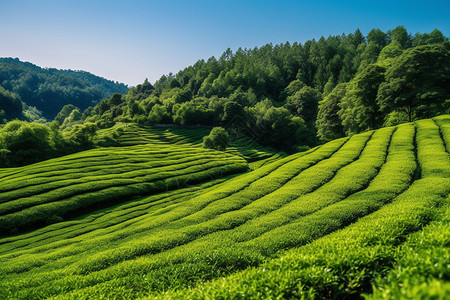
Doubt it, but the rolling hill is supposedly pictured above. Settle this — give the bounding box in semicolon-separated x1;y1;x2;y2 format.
0;58;128;120
0;115;449;299
95;123;287;168
0;144;247;236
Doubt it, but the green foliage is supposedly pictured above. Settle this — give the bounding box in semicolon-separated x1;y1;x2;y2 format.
360;41;384;68
247;101;312;149
389;25;412;48
339;64;386;134
222;101;244;124
377;41;403;61
286;86;321;125
0;116;449;299
109;93;123;106
202;127;229;151
54;104;78;125
61;108;82;129
412;29;446;47
0;120;52;166
280;79;306;100
316;83;347;141
311;31;449;139
128;78;155;100
0;86;24;123
148;104;171;124
173;102;217;125
367;28;389;47
72;27;447;151
64;122;98;148
22;104;46;123
0;58;128;119
0;119;99;167
377;43;450;121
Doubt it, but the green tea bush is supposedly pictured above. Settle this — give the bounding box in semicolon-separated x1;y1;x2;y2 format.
156;120;448;299
0;145;247;235
0;116;449;299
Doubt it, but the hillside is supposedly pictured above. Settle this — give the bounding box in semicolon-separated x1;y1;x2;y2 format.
71;27;449;152
0;144;247;235
0;58;128;120
0;115;448;299
95;123;287;167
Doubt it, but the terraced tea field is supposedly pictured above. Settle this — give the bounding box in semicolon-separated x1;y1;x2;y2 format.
0;145;247;236
96;123;287;167
0;116;449;299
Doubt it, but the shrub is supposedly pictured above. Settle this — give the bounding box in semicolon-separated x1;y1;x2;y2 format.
202;127;229;151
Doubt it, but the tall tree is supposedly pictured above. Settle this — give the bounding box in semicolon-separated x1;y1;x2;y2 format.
286;86;321;126
367;28;388;47
54;104;77;125
412;29;445;46
222;101;244;124
389;25;412;48
0;86;23;122
316;83;347;141
377;43;450;121
339;64;386;134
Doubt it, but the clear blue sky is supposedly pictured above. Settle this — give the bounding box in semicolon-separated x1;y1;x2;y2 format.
1;0;449;86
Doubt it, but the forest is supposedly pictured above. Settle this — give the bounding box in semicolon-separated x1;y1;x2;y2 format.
72;26;449;149
0;26;449;166
0;57;128;121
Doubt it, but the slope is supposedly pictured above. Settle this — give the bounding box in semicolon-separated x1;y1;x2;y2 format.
0;144;248;236
0;115;448;299
96;123;287;168
0;57;128;119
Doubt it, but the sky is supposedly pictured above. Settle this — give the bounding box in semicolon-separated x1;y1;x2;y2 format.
1;0;449;87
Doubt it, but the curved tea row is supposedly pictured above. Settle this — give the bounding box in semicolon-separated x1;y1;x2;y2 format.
0;116;448;299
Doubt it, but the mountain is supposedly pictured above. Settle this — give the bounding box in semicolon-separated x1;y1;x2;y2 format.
0;57;128;120
0;114;448;299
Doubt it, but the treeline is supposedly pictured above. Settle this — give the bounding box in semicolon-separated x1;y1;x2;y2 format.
0;58;128;120
0;120;97;167
317;41;450;141
64;26;448;152
0;86;23;122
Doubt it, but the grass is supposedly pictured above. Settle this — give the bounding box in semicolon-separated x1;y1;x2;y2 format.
0;116;448;299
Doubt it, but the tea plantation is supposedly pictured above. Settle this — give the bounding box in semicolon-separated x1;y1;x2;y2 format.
0;116;449;299
96;123;287;167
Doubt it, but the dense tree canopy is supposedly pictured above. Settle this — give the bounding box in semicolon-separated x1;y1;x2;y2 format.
74;27;448;150
0;58;128;120
286;86;321;126
2;26;443;156
377;43;450;121
317;38;449;138
0;120;98;167
339;64;386;134
316;83;347;141
0;86;23;122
